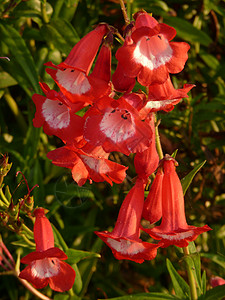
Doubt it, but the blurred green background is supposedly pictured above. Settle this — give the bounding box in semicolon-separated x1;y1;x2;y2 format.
0;0;225;299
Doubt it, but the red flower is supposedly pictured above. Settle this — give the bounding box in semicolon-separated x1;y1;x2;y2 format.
210;276;225;288
45;24;110;104
134;114;159;180
32;83;84;144
142;167;163;223
47;143;127;186
116;11;190;86
138;76;194;117
142;156;212;247
95;179;160;263
19;208;75;292
83;96;153;156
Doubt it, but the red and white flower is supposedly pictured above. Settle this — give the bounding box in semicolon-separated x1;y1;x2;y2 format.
115;11;190;86
47;143;127;186
45;24;111;104
95;179;160;263
83;96;153;156
19;208;75;292
142;156;212;247
32;82;84;144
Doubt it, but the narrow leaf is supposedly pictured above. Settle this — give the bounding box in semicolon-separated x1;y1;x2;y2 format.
66;248;100;265
163;16;213;46
166;259;190;299
198;285;225;300
0;21;40;93
181;161;206;195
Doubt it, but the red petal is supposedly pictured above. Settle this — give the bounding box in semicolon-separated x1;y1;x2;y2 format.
33;208;54;251
19;265;48;289
48;260;76;292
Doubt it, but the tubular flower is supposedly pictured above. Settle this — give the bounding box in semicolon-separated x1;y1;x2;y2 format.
47;143;128;186
32;82;84;144
95;179;161;263
142;167;163;223
19;208;75;292
45;24;110;104
83;96;153;156
142;157;212;247
116;11;190;86
138;76;195;116
134;113;159;180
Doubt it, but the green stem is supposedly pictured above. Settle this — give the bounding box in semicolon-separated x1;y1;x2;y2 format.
41;0;49;24
154;113;164;160
119;0;130;26
183;247;198;300
21;234;36;248
4;89;27;134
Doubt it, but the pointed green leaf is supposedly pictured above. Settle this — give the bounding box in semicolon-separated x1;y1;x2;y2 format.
198;285;225;300
0;72;17;88
51;223;68;251
66;248;100;265
201;271;207;295
181;161;206;195
163;17;213;46
166;259;190;299
0;21;40;94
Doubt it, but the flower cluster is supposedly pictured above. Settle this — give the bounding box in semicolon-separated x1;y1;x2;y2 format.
31;11;211;265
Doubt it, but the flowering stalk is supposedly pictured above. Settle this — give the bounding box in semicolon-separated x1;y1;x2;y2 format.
119;0;130;26
183;246;198;300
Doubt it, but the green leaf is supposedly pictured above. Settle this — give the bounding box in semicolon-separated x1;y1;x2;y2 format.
163;16;213;46
51;223;68;252
166;259;190;299
201;271;207;295
98;292;181;300
66;248;101;265
198;285;225;300
0;72;17;88
0;21;40;94
181;161;206;195
40;19;79;56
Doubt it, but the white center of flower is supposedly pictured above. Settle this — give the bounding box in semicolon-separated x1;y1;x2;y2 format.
42;98;70;129
133;35;173;70
31;258;60;279
107;238;146;255
155;231;194;241
80;155;110;174
100;109;135;143
145;99;178;110
56;69;91;95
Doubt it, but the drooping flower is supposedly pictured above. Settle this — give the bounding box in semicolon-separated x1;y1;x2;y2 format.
138;76;195;117
83;96;153;156
134;113;159;180
19;208;75;292
32;82;84;144
47;143;128;186
142;167;163;223
45;24;110;104
95;179;161;263
115;11;190;86
142;156;212;247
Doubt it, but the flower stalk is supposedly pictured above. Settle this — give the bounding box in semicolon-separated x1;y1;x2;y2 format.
119;0;130;26
183;247;198;300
